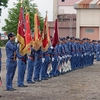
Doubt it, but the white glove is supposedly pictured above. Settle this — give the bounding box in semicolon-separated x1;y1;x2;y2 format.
81;54;83;57
90;54;91;56
67;55;70;57
42;58;45;63
74;54;76;56
50;46;53;49
97;52;99;54
62;56;65;59
84;53;86;56
58;56;62;60
92;52;94;55
52;57;54;62
77;54;79;56
65;55;67;58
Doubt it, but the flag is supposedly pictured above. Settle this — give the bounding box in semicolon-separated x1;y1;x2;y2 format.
42;13;51;52
32;12;42;51
17;7;26;55
23;12;32;54
52;19;59;47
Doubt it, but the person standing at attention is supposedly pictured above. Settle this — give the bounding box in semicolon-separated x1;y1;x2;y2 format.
5;33;17;91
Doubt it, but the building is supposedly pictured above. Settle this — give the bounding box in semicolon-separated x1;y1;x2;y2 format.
74;0;100;40
53;0;79;20
0;33;7;40
49;0;79;37
49;14;76;37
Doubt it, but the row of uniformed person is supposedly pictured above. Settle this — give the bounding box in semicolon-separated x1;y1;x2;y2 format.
3;32;100;91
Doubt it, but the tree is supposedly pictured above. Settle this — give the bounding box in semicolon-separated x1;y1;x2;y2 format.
0;0;8;7
2;0;44;35
0;0;8;16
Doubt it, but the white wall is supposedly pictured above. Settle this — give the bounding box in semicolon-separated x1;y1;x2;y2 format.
76;9;100;38
58;6;77;14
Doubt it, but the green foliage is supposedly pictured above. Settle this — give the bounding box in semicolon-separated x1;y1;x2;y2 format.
0;0;8;7
0;40;8;47
0;0;8;16
2;0;44;35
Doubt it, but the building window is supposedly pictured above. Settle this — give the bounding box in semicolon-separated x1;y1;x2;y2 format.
62;0;65;2
85;29;94;33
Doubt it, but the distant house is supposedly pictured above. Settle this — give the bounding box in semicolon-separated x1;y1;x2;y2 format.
49;0;79;37
53;0;79;20
0;33;7;40
74;0;100;40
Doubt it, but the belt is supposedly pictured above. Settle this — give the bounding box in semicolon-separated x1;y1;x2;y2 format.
54;54;58;56
20;58;26;63
45;54;50;56
28;56;35;61
38;55;42;58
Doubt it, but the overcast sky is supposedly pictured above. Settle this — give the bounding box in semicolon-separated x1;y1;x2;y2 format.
0;0;53;33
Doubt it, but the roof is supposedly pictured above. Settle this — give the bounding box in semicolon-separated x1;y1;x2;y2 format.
74;0;100;9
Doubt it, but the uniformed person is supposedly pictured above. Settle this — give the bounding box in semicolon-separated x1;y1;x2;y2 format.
16;44;28;87
40;47;51;80
5;33;17;91
96;40;100;61
27;47;35;83
33;47;43;82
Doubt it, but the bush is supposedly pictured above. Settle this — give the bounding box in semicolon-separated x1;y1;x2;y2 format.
0;40;8;47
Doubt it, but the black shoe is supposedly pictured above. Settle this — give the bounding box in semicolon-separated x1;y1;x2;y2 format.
0;95;1;97
7;88;14;91
18;85;28;87
42;78;48;80
27;81;35;84
34;79;42;82
12;88;16;90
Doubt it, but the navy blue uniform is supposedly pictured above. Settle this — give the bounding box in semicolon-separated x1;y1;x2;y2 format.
27;48;35;83
16;44;27;87
34;48;42;81
6;40;17;90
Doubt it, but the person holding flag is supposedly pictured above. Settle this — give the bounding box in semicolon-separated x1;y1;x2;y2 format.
49;17;59;77
27;46;35;84
40;12;51;80
32;9;43;82
16;4;32;86
5;33;17;91
16;43;28;87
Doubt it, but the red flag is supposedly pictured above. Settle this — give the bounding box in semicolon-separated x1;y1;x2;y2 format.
52;19;59;47
23;12;32;54
42;13;50;52
17;7;26;55
32;12;42;51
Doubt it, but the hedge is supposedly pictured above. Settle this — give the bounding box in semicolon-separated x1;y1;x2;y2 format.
0;40;8;47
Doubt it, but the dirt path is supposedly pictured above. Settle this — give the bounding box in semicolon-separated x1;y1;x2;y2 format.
0;48;100;100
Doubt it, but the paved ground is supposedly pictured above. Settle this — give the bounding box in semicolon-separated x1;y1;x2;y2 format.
0;48;100;100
